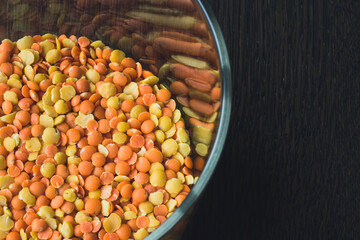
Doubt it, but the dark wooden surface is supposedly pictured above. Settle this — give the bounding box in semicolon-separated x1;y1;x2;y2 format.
183;0;360;239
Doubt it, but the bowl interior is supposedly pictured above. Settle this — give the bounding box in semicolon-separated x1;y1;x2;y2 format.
0;0;231;238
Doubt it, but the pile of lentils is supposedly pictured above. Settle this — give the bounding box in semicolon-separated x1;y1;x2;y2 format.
0;34;204;240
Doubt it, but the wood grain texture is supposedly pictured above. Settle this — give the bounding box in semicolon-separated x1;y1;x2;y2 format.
183;0;360;239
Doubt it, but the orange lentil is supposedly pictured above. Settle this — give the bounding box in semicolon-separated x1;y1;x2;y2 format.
162;107;173;117
138;84;153;96
121;57;136;69
6;232;21;240
56;122;69;133
61;201;75;214
136;215;149;229
84;175;101;191
74;224;82;237
156;89;171;103
55;165;68;180
176;120;185;129
109;117;121;129
137;112;151;123
128;118;141;129
141;70;154;79
16;110;31;126
0;41;13;53
165;99;176;112
132;188;148;203
27;81;40;91
69;66;83;78
0;62;13;76
144;184;156;193
98;119;111;133
194;156;205;171
32;218;48;232
135;157;151;173
50;196;64;209
104;233;119;240
36;195;50;208
165;159;181;172
175;194;187;207
130;134;145;148
11;195;26;210
78;137;88;148
12;209;26;221
80;100;95;114
123;68;137;81
63;215;76;226
113;72;128;87
165;169;177;180
14;219;27;232
118;179;130;193
85;198;101;215
80;146;97;161
84;232;98;240
29;181;46;197
78;36;90;48
45;185;57;199
102;48;112;61
115;224;131;240
115;161;130;176
87;131;103;146
15;172;29;185
120;99;135;112
19;98;33;111
104;162;116;173
144;148;163;163
79;161;95;176
102;107;115;120
9;183;22;195
156;215;167;226
18;127;31;140
211;87;221;101
120;184;132;199
140;119;155;134
182;184;191;193
2;100;13;114
37;227;53;239
184;157;193;169
66;128;81;144
86;119;98;132
24;162;34;174
134;172;149;185
142;93;156;107
105;144;118;158
117;145;133;161
94;63;107;75
81;221;93;234
182;166;193;176
45;144;58;157
154;204;168;217
127;219;139;232
91;152;106;167
24;212;37;226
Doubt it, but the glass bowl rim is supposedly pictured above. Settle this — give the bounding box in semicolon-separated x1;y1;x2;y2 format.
146;0;232;238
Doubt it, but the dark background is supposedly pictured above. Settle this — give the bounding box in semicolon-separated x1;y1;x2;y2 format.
184;0;360;239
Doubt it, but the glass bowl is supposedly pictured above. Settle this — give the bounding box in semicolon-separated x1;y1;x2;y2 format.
0;0;231;239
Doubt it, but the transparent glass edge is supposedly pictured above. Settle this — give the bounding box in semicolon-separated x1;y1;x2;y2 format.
146;0;232;238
